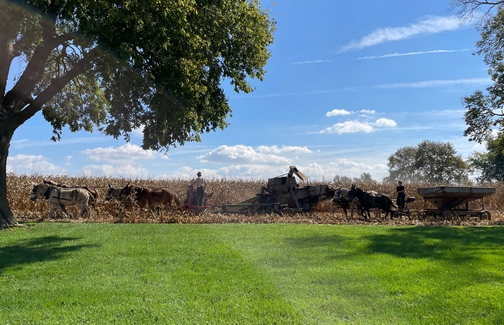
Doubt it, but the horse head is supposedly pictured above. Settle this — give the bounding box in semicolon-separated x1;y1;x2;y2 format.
348;185;364;201
30;183;52;201
106;184;123;201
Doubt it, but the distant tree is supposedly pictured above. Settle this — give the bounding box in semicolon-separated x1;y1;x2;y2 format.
468;134;504;182
333;175;353;185
333;173;376;186
385;140;469;184
0;0;275;228
354;172;376;184
384;146;423;183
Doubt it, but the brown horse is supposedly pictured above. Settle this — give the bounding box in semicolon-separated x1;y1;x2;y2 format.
120;183;183;216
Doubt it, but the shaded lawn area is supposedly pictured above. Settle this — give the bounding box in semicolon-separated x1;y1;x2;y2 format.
1;223;503;324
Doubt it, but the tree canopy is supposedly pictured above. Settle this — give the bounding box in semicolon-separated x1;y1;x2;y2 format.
468;134;504;182
451;2;504;145
0;0;276;227
385;140;469;184
333;173;377;186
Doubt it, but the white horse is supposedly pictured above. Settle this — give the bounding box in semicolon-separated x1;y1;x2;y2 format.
30;183;91;218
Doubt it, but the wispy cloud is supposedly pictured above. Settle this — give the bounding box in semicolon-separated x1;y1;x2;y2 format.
340;15;465;52
293;59;334;65
356;49;470;60
377;78;491;89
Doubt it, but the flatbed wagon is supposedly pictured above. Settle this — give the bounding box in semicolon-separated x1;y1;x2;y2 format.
417;186;495;220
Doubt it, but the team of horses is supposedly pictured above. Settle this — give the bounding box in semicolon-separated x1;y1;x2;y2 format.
332;184;398;220
30;180;400;220
30;180;184;219
108;183;183;217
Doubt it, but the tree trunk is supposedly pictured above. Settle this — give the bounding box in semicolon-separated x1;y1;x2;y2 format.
0;125;18;228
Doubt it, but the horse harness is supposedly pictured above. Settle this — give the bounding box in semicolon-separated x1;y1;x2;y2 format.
42;185;75;204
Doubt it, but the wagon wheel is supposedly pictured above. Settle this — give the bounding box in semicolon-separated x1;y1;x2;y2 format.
479;210;491;221
282;208;295;216
409;209;419;220
442;210;455;220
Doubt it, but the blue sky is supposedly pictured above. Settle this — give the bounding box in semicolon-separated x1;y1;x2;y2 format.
7;0;492;182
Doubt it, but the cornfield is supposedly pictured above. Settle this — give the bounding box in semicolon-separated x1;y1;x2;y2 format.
7;173;504;226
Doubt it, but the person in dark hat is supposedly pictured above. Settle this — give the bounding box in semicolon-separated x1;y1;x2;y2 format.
191;171;207;206
396;180;405;210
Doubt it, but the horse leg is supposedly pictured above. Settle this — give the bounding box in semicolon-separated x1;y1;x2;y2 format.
53;203;70;218
76;204;90;218
75;205;83;218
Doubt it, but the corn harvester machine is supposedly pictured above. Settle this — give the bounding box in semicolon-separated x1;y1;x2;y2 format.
222;166;335;214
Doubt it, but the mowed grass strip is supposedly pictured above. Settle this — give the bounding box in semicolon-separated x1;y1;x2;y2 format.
1;224;504;324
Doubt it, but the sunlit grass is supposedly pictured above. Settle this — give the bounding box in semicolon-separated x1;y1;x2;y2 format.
1;223;504;324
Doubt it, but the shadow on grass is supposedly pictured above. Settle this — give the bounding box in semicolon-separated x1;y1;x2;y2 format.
0;235;98;273
363;227;504;263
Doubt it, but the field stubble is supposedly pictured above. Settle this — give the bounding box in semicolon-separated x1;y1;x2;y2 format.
7;174;504;226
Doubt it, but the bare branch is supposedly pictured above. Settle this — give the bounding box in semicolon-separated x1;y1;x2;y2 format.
451;0;504;24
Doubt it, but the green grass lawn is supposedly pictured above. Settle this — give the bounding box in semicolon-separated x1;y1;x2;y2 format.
1;223;503;324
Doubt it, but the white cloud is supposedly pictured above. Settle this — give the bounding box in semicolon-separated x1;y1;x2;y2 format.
374;118;397;127
7;154;65;176
319;118;397;134
360;109;375;114
326;109;351;116
319;160;389;181
197;145;292;165
160;160;390;182
356;49;470;60
378;78;491;89
320;120;374;134
340;16;465;52
256;145;313;154
81;143;160;163
81;164;151;178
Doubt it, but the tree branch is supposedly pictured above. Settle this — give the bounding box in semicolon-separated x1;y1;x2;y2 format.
451;0;504;23
10;47;100;128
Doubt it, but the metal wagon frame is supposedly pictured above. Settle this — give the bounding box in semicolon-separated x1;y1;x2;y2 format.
417;186;495;220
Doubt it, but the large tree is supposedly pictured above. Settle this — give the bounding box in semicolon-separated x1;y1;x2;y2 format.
468;134;504;182
451;2;504;146
0;0;275;228
385;140;469;184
